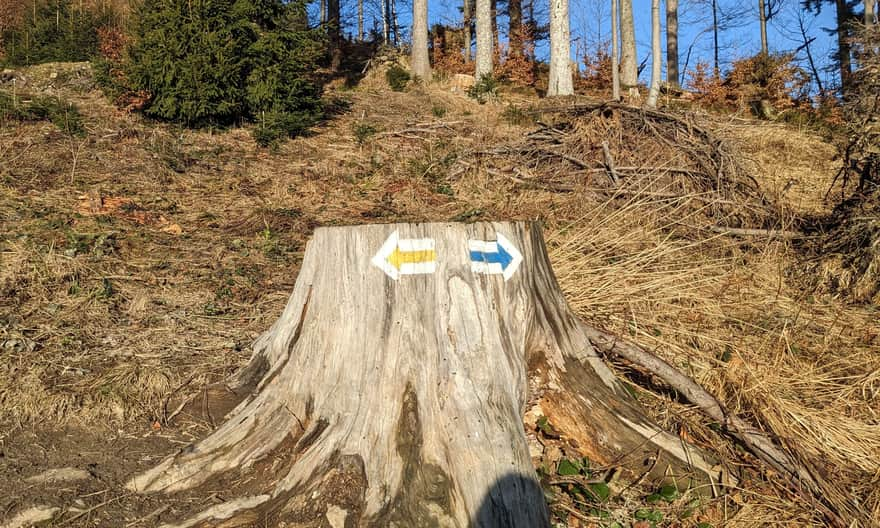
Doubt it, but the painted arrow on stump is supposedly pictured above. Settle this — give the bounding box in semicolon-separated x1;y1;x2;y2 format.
371;230;437;280
468;233;523;280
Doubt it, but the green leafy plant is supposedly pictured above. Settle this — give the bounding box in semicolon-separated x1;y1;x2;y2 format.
646;484;680;503
431;104;447;118
634;508;664;524
385;65;411;92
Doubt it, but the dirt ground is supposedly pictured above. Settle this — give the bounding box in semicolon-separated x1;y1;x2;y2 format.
1;62;878;527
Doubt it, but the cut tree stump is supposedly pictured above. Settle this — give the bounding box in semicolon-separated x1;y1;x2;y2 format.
129;222;724;527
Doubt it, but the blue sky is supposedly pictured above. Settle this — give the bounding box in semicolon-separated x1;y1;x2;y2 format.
314;0;849;91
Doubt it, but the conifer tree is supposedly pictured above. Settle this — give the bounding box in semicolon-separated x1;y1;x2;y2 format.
1;0;108;66
126;0;323;144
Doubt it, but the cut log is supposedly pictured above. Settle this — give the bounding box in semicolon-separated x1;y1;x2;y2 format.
128;222;724;527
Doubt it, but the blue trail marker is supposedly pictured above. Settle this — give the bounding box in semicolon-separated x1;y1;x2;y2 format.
468;233;523;281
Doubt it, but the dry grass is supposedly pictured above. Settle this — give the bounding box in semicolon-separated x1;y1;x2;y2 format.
545;177;880;525
1;62;879;526
718;121;842;216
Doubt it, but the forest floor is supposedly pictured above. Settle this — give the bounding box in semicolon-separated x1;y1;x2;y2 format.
1;61;878;527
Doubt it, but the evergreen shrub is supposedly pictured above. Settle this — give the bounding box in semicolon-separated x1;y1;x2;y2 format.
125;0;324;145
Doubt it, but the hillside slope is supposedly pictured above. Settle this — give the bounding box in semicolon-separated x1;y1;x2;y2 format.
1;61;878;527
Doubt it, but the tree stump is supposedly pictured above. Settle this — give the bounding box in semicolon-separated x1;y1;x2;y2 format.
129;222;723;527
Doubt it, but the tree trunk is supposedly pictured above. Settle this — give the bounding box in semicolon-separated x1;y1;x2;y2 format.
320;0;326;25
128;222;723;527
464;0;473;63
836;0;853;96
491;0;499;52
391;0;400;45
411;0;431;79
382;0;390;44
665;0;679;90
712;0;719;75
612;0;620;100
509;0;523;58
548;0;573;96
646;0;661;108
475;0;493;77
758;0;769;55
619;0;639;100
867;0;876;25
328;0;342;70
358;0;364;41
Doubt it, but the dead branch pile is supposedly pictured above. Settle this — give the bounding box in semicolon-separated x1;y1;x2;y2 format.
467;102;776;228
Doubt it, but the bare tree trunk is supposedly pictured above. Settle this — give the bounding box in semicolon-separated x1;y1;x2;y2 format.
548;0;574;96
612;0;621;100
358;0;364;41
758;0;769;55
382;0;390;44
509;0;523;58
127;222;723;528
491;0;499;51
866;0;876;25
411;0;431;79
464;0;473;62
328;0;341;69
836;0;853;96
619;0;639;100
646;0;661;107
666;0;679;89
391;0;400;45
712;0;719;75
320;0;326;25
475;0;493;77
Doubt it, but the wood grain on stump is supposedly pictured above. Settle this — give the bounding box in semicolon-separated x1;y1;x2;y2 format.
128;222;722;527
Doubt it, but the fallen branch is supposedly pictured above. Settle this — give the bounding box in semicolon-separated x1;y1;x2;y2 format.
704;226;805;239
582;323;864;528
378;121;462;138
601;141;620;187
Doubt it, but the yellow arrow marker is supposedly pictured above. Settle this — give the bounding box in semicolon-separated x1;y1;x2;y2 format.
372;231;437;279
388;247;436;270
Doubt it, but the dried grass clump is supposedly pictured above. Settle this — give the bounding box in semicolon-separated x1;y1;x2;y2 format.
547;182;880;526
804;195;880;303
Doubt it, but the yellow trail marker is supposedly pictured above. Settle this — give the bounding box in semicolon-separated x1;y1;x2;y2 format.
372;231;437;280
388;247;436;269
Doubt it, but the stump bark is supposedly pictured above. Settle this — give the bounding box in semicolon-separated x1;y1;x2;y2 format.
129;222;723;527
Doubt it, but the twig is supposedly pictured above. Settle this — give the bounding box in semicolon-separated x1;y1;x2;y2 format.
552;501;592;522
124;504;170;527
59;494;128;525
704;226;805;239
601;141;620;187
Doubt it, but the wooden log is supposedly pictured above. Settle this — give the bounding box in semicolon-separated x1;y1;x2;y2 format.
128;222;724;527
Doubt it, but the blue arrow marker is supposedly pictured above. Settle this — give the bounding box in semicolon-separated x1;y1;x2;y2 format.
467;233;523;280
470;244;513;268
